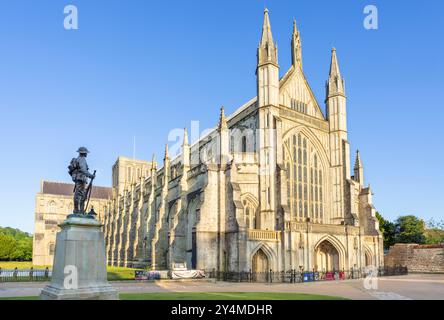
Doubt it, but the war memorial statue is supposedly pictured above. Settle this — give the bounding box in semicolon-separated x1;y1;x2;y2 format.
68;147;97;217
40;147;118;300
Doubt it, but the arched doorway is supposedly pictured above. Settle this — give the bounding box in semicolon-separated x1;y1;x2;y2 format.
364;250;372;267
252;248;269;282
315;240;340;271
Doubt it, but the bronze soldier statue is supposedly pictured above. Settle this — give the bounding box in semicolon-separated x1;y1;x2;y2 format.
68;147;95;215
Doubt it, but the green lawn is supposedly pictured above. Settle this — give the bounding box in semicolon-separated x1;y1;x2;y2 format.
106;266;140;281
0;296;40;300
0;261;49;269
0;292;346;300
0;262;139;281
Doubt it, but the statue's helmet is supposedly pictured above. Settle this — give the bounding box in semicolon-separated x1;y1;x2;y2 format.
77;147;90;154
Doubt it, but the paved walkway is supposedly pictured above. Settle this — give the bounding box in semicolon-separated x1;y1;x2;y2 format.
1;273;443;300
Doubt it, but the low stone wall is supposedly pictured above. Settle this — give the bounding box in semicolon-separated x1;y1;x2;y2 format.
384;243;444;273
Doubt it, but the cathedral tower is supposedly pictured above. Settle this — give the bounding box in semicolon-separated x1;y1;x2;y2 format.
326;48;351;222
257;8;279;229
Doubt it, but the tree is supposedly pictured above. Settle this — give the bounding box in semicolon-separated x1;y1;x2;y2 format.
394;215;426;244
0;226;33;261
426;218;444;230
425;218;444;244
0;234;17;260
376;212;396;249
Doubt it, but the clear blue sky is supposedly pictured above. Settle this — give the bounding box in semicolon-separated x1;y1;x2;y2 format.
0;0;443;233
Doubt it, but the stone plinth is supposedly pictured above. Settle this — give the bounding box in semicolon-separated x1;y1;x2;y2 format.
40;216;118;300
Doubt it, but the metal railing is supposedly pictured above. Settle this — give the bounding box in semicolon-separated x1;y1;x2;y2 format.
0;265;408;283
0;268;52;282
204;266;408;283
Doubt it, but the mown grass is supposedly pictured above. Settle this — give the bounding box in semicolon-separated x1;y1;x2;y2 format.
106;266;140;281
0;296;39;300
0;292;347;300
0;262;49;269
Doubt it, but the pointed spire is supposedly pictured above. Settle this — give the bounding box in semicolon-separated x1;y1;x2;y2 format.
326;47;345;98
183;127;189;146
260;8;274;46
182;127;190;167
354;149;364;186
164;144;169;161
354;150;362;169
329;48;341;77
292;18;302;68
258;8;278;65
218;106;228;130
218;106;229;165
151;154;157;170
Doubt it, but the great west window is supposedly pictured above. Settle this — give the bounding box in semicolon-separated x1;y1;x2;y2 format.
284;133;324;223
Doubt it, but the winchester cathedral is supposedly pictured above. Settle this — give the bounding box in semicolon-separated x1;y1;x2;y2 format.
99;9;384;273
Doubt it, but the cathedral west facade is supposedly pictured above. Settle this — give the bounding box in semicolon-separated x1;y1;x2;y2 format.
103;9;384;273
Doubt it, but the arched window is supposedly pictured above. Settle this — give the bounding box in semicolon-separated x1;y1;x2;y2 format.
127;167;132;182
48;201;57;214
243;197;258;229
284;133;325;223
310;154;323;221
241;136;247;153
284;151;291;210
49;243;55;255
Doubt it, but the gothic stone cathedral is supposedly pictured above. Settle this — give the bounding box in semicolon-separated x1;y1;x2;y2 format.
104;9;384;273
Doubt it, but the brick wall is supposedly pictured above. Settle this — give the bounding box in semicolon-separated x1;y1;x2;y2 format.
384;243;444;273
